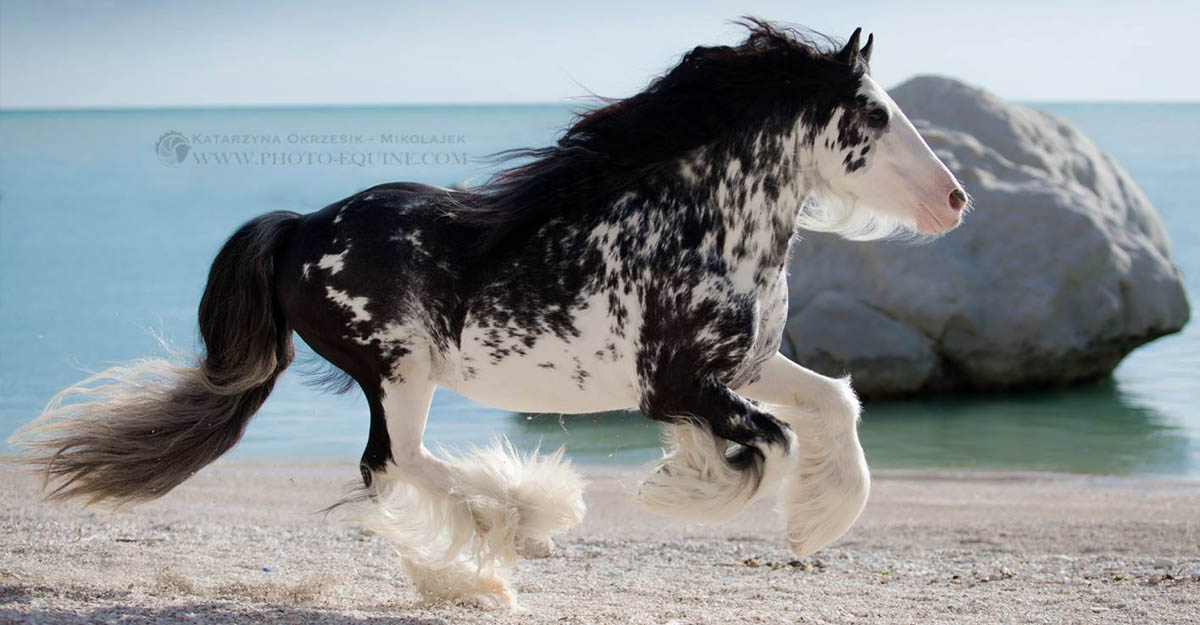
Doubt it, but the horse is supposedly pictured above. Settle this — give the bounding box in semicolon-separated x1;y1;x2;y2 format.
12;20;967;608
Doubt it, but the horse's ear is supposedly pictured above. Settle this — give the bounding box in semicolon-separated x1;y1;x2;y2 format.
861;33;874;64
838;27;863;64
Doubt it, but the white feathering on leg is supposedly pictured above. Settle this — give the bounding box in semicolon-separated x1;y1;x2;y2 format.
636;420;796;523
347;439;586;608
767;376;870;557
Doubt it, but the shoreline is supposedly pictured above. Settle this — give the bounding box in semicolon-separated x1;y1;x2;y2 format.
2;462;1198;624
8;451;1196;484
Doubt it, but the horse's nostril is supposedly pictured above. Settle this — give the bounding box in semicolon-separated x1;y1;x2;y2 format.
948;189;967;211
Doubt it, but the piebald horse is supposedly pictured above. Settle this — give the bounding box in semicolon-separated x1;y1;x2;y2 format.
14;21;966;607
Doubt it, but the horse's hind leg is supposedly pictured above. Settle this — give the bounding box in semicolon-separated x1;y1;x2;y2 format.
359;352;585;608
736;352;870;558
360;367;512;607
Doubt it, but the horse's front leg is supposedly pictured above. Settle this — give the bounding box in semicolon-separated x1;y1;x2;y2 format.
636;373;798;523
736;352;870;557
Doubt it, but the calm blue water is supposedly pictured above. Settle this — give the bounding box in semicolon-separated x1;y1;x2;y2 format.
0;103;1196;475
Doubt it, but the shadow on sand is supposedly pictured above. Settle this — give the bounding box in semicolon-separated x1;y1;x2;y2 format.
0;583;447;625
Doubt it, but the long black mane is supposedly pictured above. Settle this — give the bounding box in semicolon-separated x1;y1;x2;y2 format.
455;18;868;253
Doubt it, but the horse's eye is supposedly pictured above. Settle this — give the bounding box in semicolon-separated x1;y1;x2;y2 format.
867;108;888;128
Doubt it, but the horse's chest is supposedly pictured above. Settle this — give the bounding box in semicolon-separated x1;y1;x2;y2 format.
733;274;789;382
633;265;788;389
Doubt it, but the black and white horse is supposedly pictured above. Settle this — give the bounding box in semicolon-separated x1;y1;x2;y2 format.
14;21;966;607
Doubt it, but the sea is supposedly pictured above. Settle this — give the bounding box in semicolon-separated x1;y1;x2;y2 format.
1;102;1197;477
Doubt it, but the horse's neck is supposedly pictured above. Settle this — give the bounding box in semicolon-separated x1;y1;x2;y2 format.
665;132;811;292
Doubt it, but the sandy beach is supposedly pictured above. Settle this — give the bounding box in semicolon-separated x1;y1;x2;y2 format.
1;461;1197;624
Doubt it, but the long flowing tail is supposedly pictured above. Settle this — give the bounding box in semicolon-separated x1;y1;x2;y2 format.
8;211;301;505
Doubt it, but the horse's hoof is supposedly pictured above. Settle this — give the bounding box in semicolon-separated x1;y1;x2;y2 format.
517;536;555;558
402;556;518;610
458;574;518;610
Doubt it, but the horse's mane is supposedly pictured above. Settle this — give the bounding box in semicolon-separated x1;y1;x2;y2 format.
457;18;866;254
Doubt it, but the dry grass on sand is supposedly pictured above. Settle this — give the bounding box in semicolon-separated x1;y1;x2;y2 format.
1;461;1198;624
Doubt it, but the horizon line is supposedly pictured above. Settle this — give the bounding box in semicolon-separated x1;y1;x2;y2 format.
3;98;1199;115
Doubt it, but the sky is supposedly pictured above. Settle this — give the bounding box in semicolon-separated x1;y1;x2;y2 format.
1;0;1197;109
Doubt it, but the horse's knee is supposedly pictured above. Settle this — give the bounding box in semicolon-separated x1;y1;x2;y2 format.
825;376;861;430
787;375;860;434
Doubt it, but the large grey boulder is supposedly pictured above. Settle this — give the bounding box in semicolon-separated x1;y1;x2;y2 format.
783;76;1190;397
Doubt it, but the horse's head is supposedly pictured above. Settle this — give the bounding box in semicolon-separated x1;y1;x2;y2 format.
476;20;966;249
808;29;967;238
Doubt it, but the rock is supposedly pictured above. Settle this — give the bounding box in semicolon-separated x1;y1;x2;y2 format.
783;292;937;395
783;76;1190;396
1152;557;1175;569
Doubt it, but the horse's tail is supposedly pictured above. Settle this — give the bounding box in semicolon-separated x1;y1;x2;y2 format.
10;211;301;505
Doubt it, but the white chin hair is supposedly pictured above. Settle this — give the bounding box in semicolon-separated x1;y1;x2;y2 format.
796;192;915;241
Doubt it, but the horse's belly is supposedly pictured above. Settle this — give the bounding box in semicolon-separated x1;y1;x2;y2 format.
448;353;637;414
440;299;639;414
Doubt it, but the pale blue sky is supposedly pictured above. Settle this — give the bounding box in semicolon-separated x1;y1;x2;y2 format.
1;0;1197;109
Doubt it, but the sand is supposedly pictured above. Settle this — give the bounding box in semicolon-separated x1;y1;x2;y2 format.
1;461;1198;624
